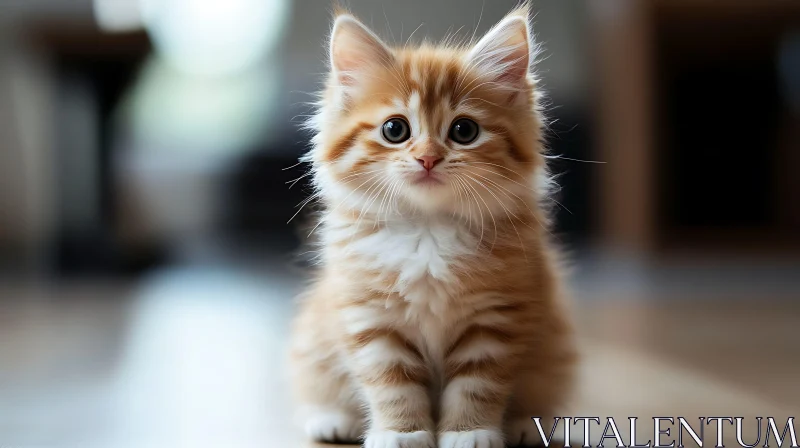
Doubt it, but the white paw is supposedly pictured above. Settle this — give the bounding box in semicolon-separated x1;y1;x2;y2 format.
505;418;543;447
304;410;364;443
439;429;504;448
365;430;436;448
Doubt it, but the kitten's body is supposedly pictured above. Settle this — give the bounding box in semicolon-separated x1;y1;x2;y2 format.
290;6;576;448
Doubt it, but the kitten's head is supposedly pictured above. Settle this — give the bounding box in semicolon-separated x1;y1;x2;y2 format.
307;5;547;219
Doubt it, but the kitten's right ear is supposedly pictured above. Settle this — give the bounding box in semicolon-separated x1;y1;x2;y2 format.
330;14;393;86
467;6;533;91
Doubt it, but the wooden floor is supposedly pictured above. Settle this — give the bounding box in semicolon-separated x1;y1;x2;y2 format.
0;266;798;447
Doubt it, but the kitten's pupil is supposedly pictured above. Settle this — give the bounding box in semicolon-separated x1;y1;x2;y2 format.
385;121;403;139
450;118;479;144
382;118;410;143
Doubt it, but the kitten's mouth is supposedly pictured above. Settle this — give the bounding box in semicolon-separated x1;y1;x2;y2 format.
411;171;444;186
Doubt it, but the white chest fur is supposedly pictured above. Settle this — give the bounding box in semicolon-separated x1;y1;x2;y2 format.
335;219;478;311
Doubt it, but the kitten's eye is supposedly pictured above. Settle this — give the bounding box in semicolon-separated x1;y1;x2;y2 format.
381;118;411;143
449;118;479;145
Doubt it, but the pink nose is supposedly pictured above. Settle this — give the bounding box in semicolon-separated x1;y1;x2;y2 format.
416;155;443;171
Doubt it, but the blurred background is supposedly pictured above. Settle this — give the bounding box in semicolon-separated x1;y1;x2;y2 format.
0;0;798;447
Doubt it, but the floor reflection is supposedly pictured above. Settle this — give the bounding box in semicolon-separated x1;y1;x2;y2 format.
0;260;798;447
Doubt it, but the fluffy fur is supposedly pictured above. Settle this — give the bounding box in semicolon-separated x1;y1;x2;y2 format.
290;5;577;448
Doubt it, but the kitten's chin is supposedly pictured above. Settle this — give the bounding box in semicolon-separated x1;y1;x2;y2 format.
407;174;449;197
408;170;445;187
411;176;445;187
403;180;456;213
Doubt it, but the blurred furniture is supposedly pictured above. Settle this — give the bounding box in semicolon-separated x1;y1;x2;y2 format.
35;25;158;274
0;13;153;274
590;0;800;256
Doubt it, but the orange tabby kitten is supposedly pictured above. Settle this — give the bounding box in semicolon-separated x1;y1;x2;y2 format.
290;5;576;448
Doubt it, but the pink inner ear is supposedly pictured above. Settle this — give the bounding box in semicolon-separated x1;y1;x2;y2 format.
497;46;529;84
332;47;361;86
501;28;531;83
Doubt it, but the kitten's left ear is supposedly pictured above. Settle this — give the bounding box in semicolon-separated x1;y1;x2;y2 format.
330;14;393;86
467;7;533;88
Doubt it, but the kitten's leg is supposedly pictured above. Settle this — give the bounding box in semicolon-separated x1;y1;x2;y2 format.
290;298;365;443
343;315;436;448
437;309;528;448
291;352;366;443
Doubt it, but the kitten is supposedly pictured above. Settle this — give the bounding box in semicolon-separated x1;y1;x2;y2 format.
289;5;577;448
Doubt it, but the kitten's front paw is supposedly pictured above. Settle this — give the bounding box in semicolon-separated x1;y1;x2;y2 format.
304;410;364;443
439;429;504;448
365;430;436;448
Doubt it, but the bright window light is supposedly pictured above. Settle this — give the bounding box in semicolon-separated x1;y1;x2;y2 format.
139;0;289;77
94;0;144;32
